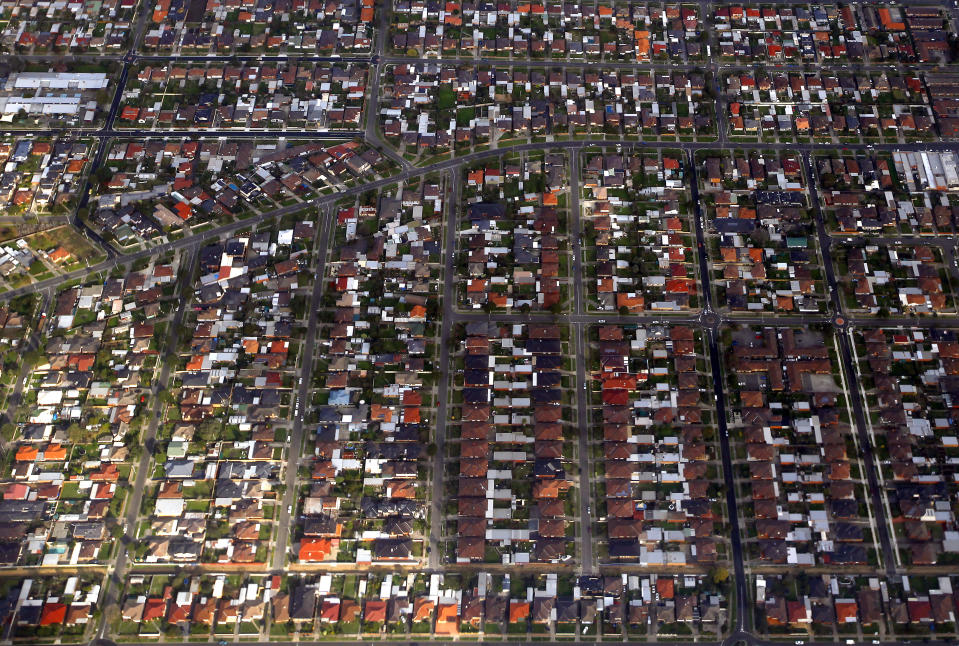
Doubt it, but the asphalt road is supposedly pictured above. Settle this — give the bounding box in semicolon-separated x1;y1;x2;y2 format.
805;152;899;575
568;152;594;574
8;21;959;644
272;206;333;571
689;150;749;636
430;169;459;569
94;245;197;642
687;150;716;315
94;638;959;646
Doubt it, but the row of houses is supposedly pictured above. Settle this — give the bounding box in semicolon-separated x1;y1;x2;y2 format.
93;139;383;245
454;323;571;565
381;64;713;157
0;138;90;212
760;574;959;634
725;71;935;140
728;326;871;567
121;63;366;130
715;4;951;63
1;0;134;52
583;151;695;312
858;328;959;567
817;152;959;236
702;152;825;313
2;577;100;639
393;1;703;60
461;154;568;311
595;325;718;566
0;262;179;567
303;180;444;564
136;228;312;565
841;244;953;315
145;0;373;52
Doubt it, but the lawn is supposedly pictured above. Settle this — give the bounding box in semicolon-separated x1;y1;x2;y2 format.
24;226;105;267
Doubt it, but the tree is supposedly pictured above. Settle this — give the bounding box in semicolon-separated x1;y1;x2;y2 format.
426;443;437;457
66;422;90;444
195;417;221;443
94;166;113;184
710;566;730;585
749;227;769;247
22;349;43;368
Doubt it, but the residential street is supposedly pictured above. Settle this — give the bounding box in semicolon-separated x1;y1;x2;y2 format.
4;0;959;642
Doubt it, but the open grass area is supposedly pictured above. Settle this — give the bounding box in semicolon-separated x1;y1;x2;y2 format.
24;226;106;268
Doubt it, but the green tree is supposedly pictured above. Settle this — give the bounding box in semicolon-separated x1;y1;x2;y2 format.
710;566;730;585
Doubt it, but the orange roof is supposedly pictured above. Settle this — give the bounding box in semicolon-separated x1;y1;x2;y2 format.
299;538;332;562
364;600;387;623
403;407;421;424
413;598;435;623
90;463;120;482
48;247;72;262
370;405;393;422
435;603;459;635
40;603;67;626
409;305;427;319
143;598;166;622
173;202;192;220
617;294;644;312
172;177;193;191
509;601;530;623
665;279;689;293
542;191;558;206
835;601;858;623
42;443;67;461
602;376;637;390
73;354;95;371
15;446;38;462
657;578;674;599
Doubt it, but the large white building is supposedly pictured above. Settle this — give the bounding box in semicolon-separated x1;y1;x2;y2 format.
0;95;83;116
8;72;109;91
